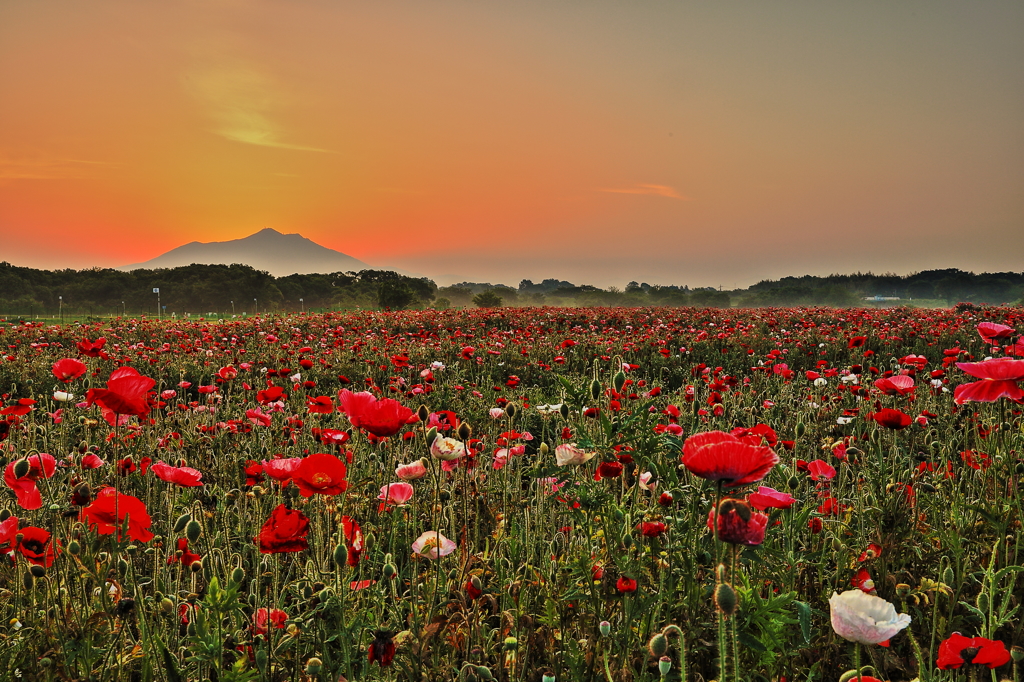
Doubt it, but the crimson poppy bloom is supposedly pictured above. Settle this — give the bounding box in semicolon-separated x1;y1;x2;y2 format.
707;499;768;546
639;522;667;538
953;358;1024;404
465;577;483;599
81;487;154;542
167;538;202;567
806;459;836;481
342;516;363;566
252;608;288;636
52;358;88;383
306;396;334;414
337;390;416;437
874;375;915;396
261;457;301;483
0;399;35;417
869;408;912;430
976;322;1015;344
681;431;779;487
292;453;348;497
368;630;396;666
256;504;309;554
76;337;107;357
151;462;204;487
15;525;59;567
257;385;288;404
85;367;156;421
747;486;796;510
848;336;868;349
616;575;638;593
4;453;56;510
936;632;1011;669
595;461;624;480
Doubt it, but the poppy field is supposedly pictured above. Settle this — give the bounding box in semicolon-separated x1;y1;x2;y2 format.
0;305;1022;682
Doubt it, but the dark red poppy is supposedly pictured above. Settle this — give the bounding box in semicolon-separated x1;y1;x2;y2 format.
252;608;288;635
682;431;779;487
937;632;1010;669
244;461;264;486
707;499;768;546
869;408;912;430
465;577;483;599
256;504;309;554
15;525;59;567
337;390;416;438
639;522;667;538
595;461;624;480
368;630;396;666
167;538;202;567
848;336;868;348
81;487;154;542
616;575;638;593
306;396;334;414
341;516;363;566
4;452;57;510
52;358;88;383
76;337;107;357
257;385;288;405
85;367;156;420
151;462;204;487
292;453;348;497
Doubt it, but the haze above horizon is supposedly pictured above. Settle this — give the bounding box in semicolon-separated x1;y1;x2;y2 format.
1;1;1022;289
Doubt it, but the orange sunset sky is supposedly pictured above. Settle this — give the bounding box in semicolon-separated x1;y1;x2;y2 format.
1;1;1022;288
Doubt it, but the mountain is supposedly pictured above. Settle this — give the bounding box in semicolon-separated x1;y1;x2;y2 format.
119;229;370;277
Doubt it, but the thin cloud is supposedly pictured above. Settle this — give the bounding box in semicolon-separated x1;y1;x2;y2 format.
184;62;331;153
0;157;119;181
598;184;689;200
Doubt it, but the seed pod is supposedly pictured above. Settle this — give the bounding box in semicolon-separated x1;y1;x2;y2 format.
658;656;672;676
599;621;611;637
305;658;323;675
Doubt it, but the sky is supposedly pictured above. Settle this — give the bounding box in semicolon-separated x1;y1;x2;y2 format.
1;0;1022;289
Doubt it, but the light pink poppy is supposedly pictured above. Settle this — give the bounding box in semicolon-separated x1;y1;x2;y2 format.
554;443;596;466
377;482;414;507
412;531;457;559
395;459;428;480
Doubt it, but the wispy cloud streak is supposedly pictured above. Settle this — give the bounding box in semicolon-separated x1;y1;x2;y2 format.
598;184;688;199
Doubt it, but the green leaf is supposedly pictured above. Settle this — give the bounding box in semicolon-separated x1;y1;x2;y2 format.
737;630;767;652
155;635;183;682
794;601;812;645
957;600;987;627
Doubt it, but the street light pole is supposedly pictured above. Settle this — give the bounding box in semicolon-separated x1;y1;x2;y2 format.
254;298;257;316
153;288;161;319
231;300;235;316
300;298;304;314
59;295;63;323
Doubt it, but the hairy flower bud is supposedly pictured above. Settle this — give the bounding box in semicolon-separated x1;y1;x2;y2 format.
714;582;738;616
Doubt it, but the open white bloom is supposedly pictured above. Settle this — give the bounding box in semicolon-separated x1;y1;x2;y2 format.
53;391;74;402
536;403;563;415
829;590;911;644
554;443;596;466
412;531;457;559
430;435;467;461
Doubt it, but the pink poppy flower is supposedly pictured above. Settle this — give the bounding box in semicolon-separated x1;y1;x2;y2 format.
953;358;1024;404
412;531;456;559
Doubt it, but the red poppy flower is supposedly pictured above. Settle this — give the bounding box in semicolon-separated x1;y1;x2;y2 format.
52;358;88;383
730;423;778;447
874;375;915;396
806;459;837;481
167;538;202;567
747;486;796;510
639;522;667;538
937;632;1011;669
292;453;348;497
76;337;107;357
616;575;638;593
337;390;416;438
151;462;204;487
682;431;779;487
953;358;1024;404
869;408;912;430
306;396;334;414
256;504;309;554
0;399;35;417
243;461;264;486
15;525;60;567
465;577;483;599
85;367;156;420
368;630;396;666
851;568;876;594
595;461;624;480
252;608;288;636
4;453;56;510
707;499;768;546
848;336;868;349
342;516;363;566
81;487;154;542
976;322;1015;344
261;457;302;484
257;385;288;405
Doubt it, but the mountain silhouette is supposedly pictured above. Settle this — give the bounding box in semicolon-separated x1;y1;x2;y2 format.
119;228;369;277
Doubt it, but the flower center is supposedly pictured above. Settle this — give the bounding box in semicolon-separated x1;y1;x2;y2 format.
312;473;331;486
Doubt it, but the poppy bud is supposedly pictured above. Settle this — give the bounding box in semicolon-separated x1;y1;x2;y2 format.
417;405;430;421
505;403;518;419
648;632;669;657
599;621;611;637
590;379;602;400
475;667;494;680
22;571;34;590
714;582;738;615
613;371;626;392
788;476;800;490
0;509;9;522
466;575;483;599
457;422;473;441
231;567;245;584
425;426;438;444
539;442;549;456
383;562;397;579
333;543;348;569
30;565;46;578
12;459;30;479
658;656;672;677
943;566;955;587
67;540;81;556
658;492;674;506
795;422;806;438
173;513;191;534
305;658;322;675
160;597;174;614
185;520;202;543
559;404;570;419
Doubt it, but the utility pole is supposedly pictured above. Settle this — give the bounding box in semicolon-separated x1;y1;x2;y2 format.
59;295;63;323
153;288;160;319
300;298;304;314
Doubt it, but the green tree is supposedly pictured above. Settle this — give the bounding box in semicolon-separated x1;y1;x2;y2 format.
473;290;504;308
378;281;416;310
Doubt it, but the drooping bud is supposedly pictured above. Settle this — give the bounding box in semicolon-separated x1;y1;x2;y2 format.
590;379;602;400
67;540;81;556
12;459;30;479
173;513;191;534
30;565;46;578
647;632;669;658
613;371;626;393
714;582;738;616
185;520;202;543
231;566;245;584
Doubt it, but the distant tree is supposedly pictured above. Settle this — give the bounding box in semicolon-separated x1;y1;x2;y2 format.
473;290;504;308
438;286;474;307
378;281;416;310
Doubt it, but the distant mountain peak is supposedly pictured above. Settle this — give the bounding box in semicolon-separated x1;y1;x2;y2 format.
119;229;370;278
